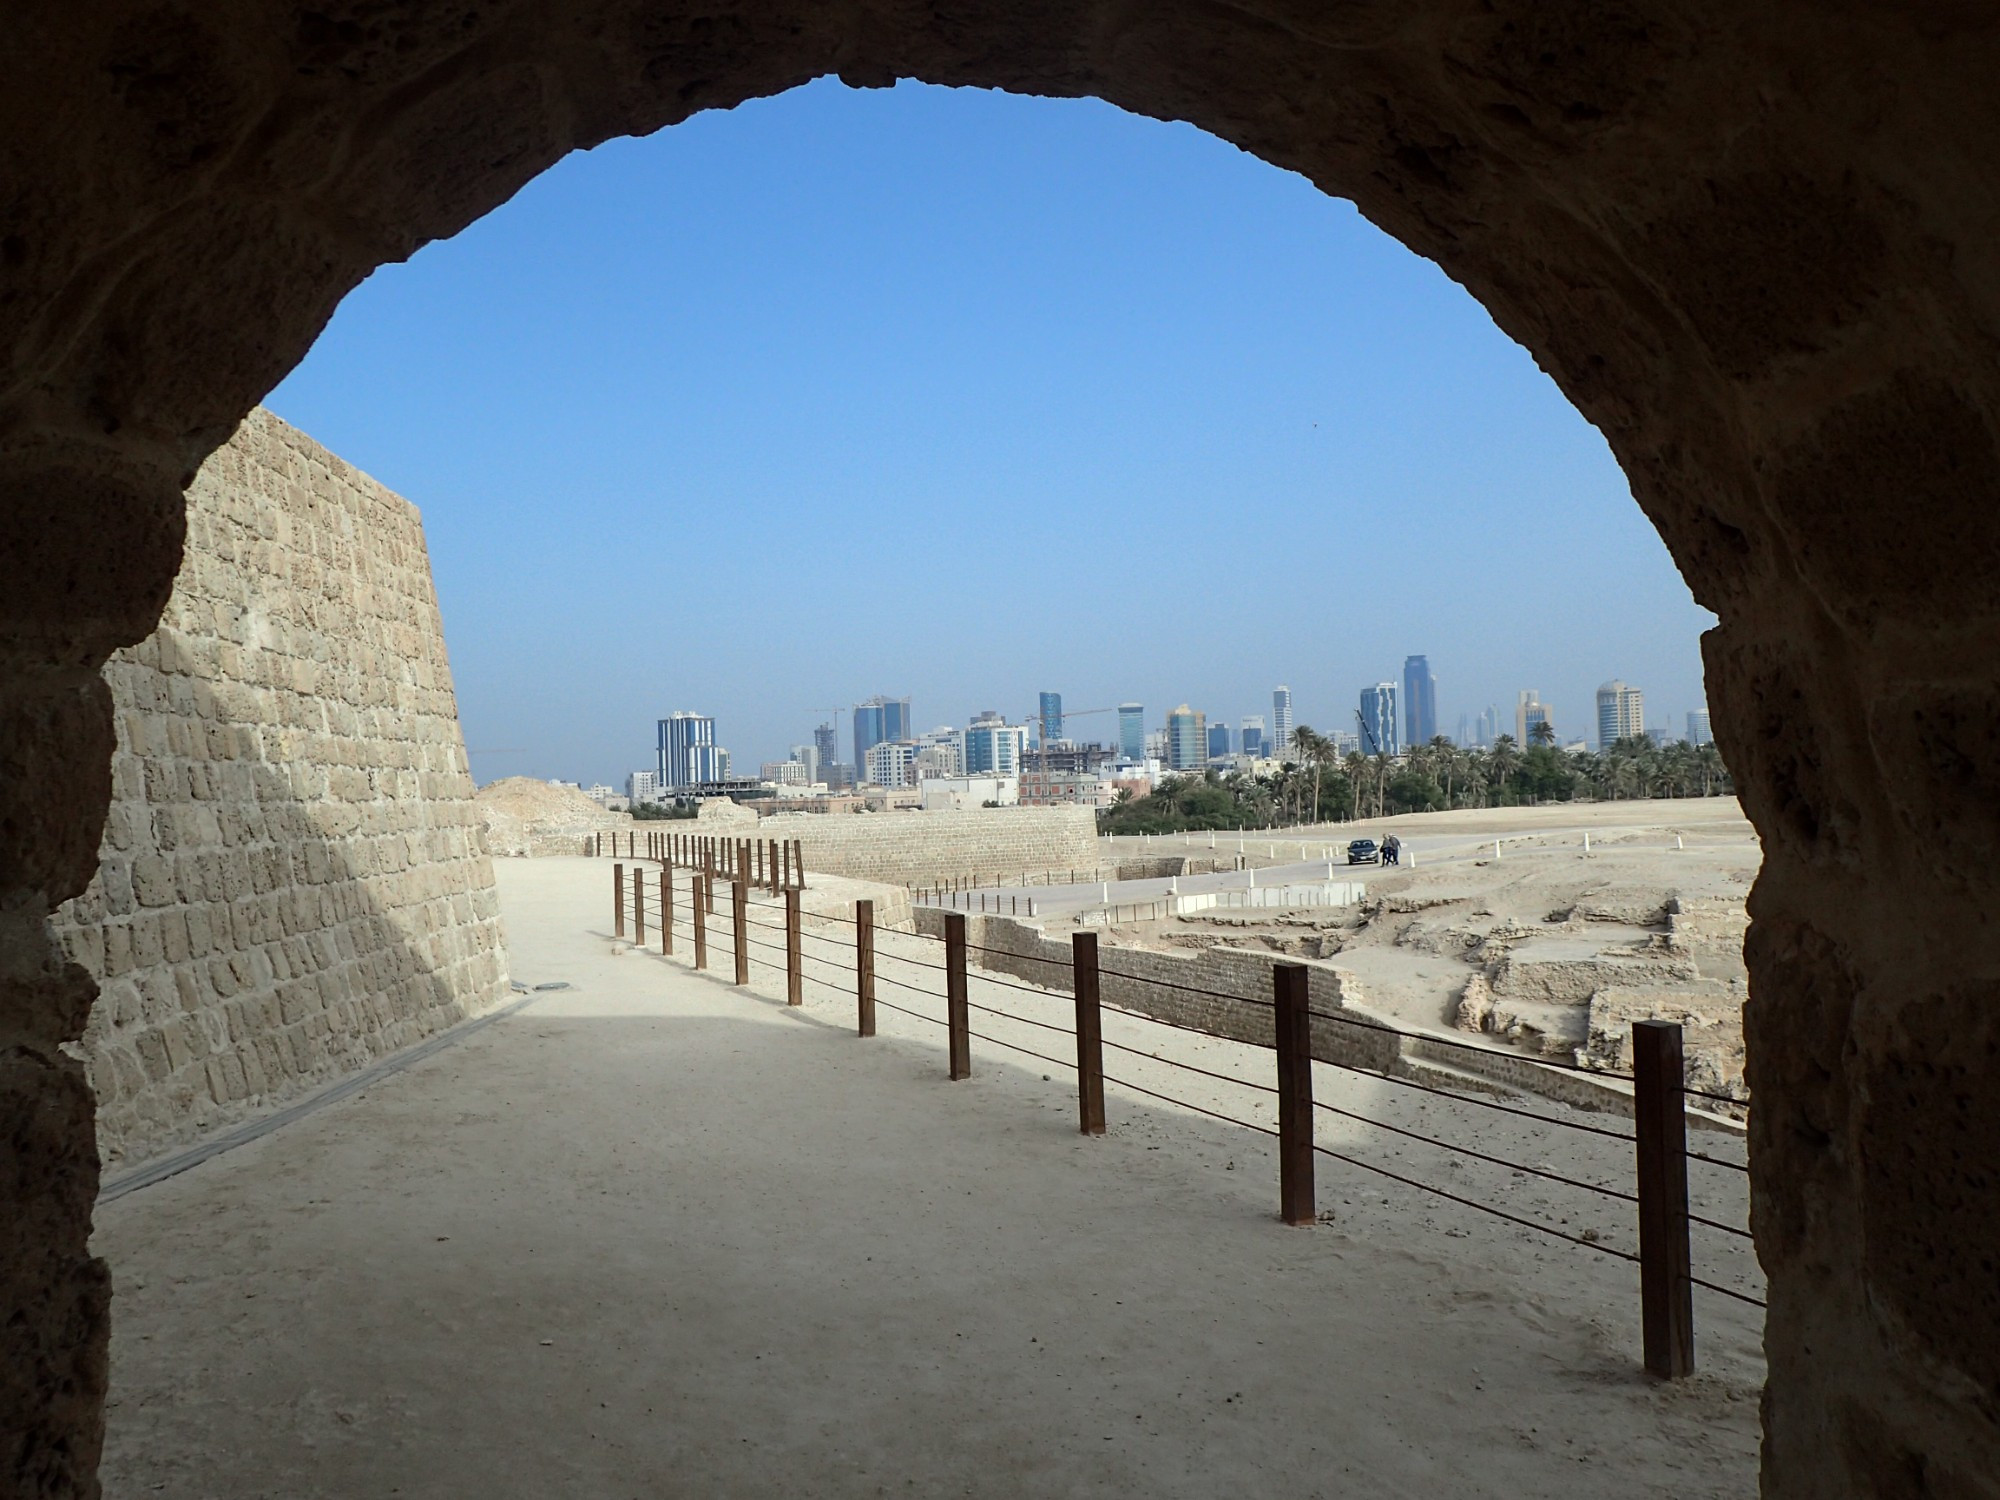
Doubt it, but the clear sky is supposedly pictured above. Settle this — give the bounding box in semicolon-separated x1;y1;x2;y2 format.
265;78;1716;786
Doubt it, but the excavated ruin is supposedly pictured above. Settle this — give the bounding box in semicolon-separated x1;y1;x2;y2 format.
3;4;1998;1495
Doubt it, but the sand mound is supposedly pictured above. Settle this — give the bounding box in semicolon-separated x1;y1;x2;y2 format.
477;777;623;857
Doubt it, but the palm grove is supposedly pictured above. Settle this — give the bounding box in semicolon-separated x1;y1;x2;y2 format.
1097;726;1734;835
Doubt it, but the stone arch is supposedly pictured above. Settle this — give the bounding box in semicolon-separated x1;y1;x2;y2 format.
4;5;1998;1495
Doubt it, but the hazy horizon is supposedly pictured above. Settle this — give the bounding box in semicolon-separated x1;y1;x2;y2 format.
264;78;1717;788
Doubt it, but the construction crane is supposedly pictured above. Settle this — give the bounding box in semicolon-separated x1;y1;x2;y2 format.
1355;708;1383;757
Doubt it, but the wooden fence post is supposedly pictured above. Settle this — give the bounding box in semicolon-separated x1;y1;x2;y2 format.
754;839;764;887
693;876;708;970
769;838;781;893
705;860;716;915
632;864;645;947
1634;1019;1696;1378
1073;931;1106;1135
781;840;792;890
792;839;803;888
1273;963;1315;1225
945;911;971;1080
660;868;673;956
785;887;802;1006
614;862;626;939
856;900;876;1036
732;878;750;985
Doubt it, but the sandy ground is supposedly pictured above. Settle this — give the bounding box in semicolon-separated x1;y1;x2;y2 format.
95;856;1763;1498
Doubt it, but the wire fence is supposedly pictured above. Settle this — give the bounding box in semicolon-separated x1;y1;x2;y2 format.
601;853;1760;1380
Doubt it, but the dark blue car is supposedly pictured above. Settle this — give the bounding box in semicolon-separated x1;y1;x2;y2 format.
1346;838;1379;865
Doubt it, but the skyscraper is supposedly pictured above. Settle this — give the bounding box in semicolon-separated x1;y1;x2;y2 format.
1402;655;1437;747
1358;683;1398;756
1166;706;1208;771
1117;703;1145;762
1207;722;1230;761
1272;685;1294;756
1687;708;1713;747
853;695;912;776
1037;691;1064;745
1240;716;1266;757
1515;691;1548;747
790;743;819;783
1597;681;1646;747
812;722;837;777
964;711;1027;775
657;712;721;787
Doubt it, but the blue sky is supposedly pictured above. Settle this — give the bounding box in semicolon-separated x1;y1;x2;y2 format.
265;78;1715;786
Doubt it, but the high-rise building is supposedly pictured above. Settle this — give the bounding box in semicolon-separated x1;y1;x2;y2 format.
1477;706;1499;747
1037;691;1063;745
1240;716;1266;758
789;743;820;784
813;722;837;778
1207;722;1230;760
852;696;912;779
1272;685;1294;756
1514;691;1548;747
1358;683;1398;756
1403;655;1438;747
864;740;917;788
657;712;721;787
1596;680;1646;748
964;711;1028;775
1687;708;1713;747
762;760;809;787
1117;703;1145;762
627;770;662;805
1167;706;1208;771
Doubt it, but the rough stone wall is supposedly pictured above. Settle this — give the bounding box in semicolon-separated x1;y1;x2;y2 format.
912;910;1397;1073
48;409;507;1169
755;807;1098;887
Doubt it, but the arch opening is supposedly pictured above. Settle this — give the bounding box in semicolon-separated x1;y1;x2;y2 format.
4;8;1999;1496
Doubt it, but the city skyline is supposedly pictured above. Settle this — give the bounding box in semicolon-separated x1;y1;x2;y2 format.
264;79;1718;790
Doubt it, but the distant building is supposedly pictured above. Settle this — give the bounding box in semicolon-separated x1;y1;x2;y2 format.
1240;715;1266;758
864;739;917;788
1687;709;1713;747
627;770;662;805
1035;741;1114;775
1514;692;1548;748
964;712;1028;775
761;760;809;787
852;696;912;780
1019;770;1102;807
1037;691;1064;745
1596;680;1646;748
813;723;837;778
920;775;1019;810
1358;683;1398;757
658;712;722;788
1403;655;1437;747
1167;705;1208;771
1206;722;1230;761
1144;728;1168;763
824;762;855;792
790;743;820;784
1273;685;1294;756
1476;705;1499;747
1117;703;1145;762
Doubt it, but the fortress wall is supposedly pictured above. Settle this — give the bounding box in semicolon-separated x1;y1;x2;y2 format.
50;409;508;1168
752;807;1099;886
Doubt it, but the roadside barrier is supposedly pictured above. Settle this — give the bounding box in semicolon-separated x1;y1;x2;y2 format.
608;858;1757;1381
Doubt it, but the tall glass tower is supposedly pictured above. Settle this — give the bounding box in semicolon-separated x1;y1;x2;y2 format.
1272;685;1294;756
853;695;912;775
1037;691;1063;745
1117;703;1145;762
657;712;720;787
1358;683;1399;757
1402;655;1437;747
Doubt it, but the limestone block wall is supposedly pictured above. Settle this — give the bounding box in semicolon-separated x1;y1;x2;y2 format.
911;910;1398;1073
49;409;508;1168
755;807;1098;886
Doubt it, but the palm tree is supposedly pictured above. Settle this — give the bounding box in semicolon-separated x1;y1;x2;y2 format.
1291;724;1334;825
1529;719;1558;748
1429;735;1458;807
1489;733;1520;796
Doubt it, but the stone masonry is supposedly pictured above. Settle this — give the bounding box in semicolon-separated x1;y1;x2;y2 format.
754;807;1097;887
48;410;508;1169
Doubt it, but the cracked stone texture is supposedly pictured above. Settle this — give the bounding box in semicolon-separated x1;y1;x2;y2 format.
2;3;1997;1496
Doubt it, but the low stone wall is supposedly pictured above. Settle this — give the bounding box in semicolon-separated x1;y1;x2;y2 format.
50;409;509;1167
753;806;1098;886
911;910;1398;1073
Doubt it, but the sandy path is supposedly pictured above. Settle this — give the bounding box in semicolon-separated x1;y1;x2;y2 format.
95;857;1763;1498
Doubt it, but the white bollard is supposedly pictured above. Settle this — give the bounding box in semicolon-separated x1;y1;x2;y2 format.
1028;898;1036;917
1495;839;1502;860
1677;834;1684;850
1169;875;1180;895
1583;831;1591;855
1101;882;1111;904
1249;867;1257;888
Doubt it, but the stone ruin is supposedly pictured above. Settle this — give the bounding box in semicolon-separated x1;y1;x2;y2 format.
48;410;508;1170
5;5;1999;1496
